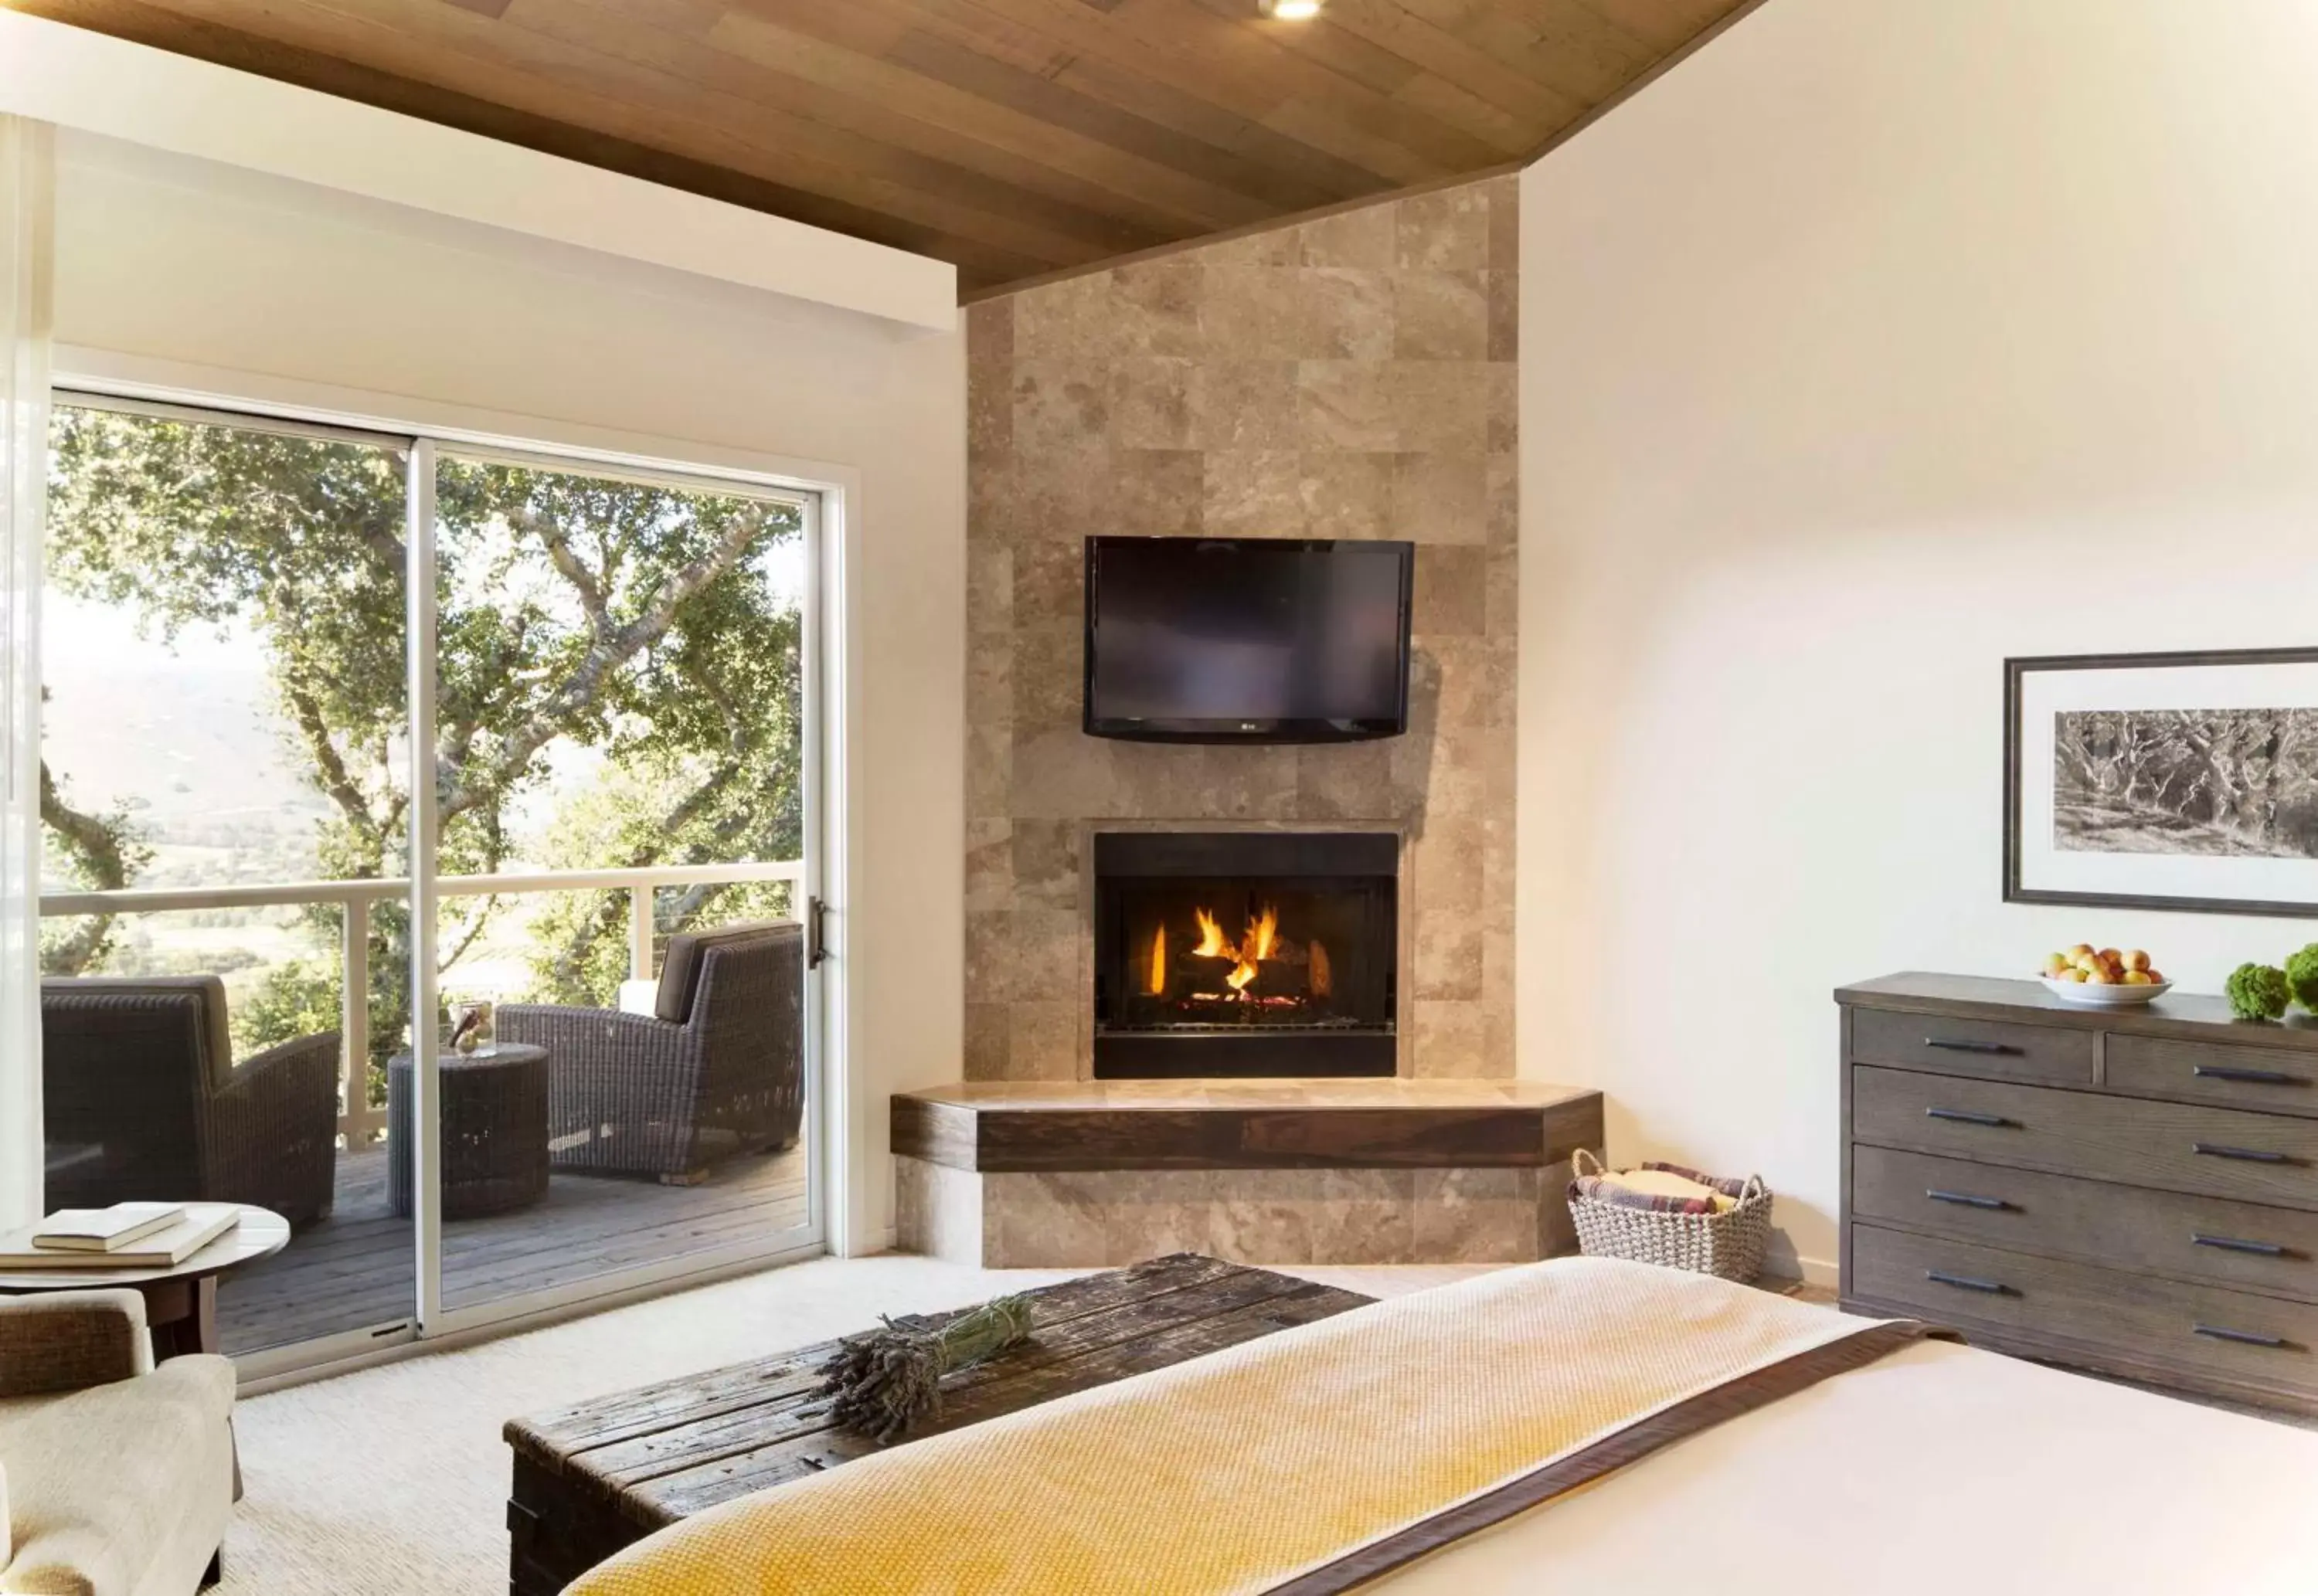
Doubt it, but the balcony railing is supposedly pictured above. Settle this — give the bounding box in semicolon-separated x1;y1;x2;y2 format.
40;860;804;1145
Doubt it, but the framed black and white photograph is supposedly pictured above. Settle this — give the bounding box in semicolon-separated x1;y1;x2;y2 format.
2005;647;2318;916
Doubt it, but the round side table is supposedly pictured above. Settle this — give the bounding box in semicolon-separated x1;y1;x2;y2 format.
0;1204;289;1360
387;1044;552;1221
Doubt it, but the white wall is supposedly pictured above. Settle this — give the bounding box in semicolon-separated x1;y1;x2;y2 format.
50;134;965;1255
1518;0;2318;1278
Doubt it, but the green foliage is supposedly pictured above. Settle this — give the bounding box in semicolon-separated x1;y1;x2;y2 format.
2286;945;2318;1012
2225;963;2291;1022
42;406;806;1063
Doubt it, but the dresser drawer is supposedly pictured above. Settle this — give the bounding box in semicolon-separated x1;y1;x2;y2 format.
1851;1145;2318;1302
2106;1035;2318;1120
1852;1065;2318;1211
1848;1006;2093;1086
1851;1223;2318;1399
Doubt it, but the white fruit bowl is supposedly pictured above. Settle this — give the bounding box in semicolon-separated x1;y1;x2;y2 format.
2040;974;2170;1007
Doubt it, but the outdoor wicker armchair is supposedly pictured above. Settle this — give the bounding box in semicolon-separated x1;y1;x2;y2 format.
499;920;804;1184
41;976;342;1228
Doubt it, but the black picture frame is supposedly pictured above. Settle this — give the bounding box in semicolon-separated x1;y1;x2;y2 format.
2004;645;2318;918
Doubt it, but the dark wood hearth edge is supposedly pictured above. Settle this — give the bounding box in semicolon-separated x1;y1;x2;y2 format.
890;1091;1606;1174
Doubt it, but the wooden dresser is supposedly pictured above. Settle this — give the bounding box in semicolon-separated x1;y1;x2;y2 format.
1839;972;2318;1415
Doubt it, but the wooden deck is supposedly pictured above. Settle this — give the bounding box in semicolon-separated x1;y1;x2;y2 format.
219;1144;812;1356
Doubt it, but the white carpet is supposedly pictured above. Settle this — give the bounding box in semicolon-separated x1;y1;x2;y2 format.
219;1255;1490;1595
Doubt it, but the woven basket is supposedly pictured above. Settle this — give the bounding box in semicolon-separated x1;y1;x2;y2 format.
1566;1148;1774;1282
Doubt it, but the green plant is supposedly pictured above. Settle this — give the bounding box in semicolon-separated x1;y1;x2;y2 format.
2286;945;2318;1012
2225;963;2291;1022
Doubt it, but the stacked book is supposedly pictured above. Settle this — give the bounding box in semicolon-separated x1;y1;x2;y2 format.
0;1202;242;1269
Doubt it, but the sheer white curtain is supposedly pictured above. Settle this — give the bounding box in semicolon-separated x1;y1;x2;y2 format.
0;115;52;1229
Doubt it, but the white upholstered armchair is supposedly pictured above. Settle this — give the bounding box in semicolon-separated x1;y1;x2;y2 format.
0;1290;235;1594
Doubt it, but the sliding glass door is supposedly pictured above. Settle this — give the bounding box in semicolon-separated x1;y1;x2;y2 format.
36;393;823;1366
420;445;818;1321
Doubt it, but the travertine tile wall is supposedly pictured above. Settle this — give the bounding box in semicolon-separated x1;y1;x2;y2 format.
964;174;1517;1081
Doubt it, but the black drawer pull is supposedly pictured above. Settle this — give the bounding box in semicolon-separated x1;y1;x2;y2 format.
1925;1037;2024;1056
2193;1064;2308;1087
1925;1269;2012;1295
2193;1323;2291;1350
1926;1107;2015;1128
2192;1233;2288;1257
1926;1188;2012;1211
2192;1143;2298;1165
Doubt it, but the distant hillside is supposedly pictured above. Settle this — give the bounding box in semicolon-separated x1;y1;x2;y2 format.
42;637;329;888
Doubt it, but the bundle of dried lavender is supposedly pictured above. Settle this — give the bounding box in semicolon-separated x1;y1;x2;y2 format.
817;1295;1034;1444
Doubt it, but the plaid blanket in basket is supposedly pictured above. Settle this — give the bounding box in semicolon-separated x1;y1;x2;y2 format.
1568;1160;1748;1216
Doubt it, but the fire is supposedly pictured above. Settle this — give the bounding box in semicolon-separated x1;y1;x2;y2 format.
1309;939;1332;999
1147;922;1167;996
1191;908;1230;959
1188;902;1282;999
1246;902;1278;963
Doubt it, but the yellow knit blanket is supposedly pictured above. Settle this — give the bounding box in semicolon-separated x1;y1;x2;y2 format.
572;1258;1911;1596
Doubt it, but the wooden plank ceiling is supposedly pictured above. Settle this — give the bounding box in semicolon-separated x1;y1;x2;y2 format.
7;0;1752;295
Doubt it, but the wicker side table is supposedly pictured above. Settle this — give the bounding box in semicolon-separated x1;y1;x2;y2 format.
388;1044;552;1221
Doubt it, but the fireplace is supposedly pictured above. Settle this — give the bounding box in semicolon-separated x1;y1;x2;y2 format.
1091;830;1399;1078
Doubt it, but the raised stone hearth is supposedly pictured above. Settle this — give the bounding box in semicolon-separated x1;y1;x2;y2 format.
892;1079;1603;1268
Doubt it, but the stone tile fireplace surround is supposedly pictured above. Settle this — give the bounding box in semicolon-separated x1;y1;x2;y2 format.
964;172;1518;1086
935;175;1529;1266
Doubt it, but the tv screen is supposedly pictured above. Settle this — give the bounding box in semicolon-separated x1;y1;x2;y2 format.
1083;537;1413;743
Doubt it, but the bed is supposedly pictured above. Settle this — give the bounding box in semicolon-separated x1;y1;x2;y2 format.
569;1257;2318;1595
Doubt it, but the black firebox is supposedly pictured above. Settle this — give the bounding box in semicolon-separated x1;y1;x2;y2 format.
1091;830;1398;1078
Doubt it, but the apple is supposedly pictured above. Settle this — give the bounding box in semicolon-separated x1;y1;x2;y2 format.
2042;952;2070;975
2067;943;2096;963
2122;970;2151;986
2122;949;2151;973
2085;966;2116;984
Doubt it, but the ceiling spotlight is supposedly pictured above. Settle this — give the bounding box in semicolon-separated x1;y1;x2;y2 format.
1260;0;1323;19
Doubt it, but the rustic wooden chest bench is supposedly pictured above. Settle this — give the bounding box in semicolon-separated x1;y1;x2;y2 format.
504;1254;1374;1595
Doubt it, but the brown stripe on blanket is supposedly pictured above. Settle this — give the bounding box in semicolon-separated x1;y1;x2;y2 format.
1267;1319;1959;1595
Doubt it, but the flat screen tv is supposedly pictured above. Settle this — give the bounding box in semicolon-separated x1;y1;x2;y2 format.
1083;536;1414;743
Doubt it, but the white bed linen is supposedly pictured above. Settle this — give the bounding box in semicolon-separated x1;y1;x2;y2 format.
1378;1337;2318;1594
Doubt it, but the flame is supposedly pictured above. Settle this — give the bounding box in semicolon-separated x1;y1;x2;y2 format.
1246;903;1278;963
1147;922;1167;995
1191;908;1230;958
1309;939;1332;999
1184;902;1283;998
